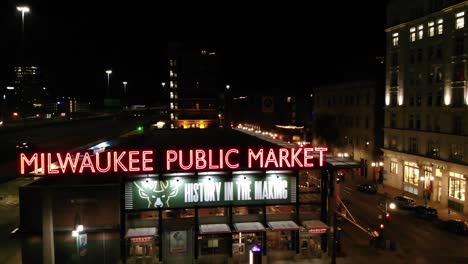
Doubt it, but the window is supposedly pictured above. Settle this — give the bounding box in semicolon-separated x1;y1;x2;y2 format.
434;115;440;132
169;70;173;77
416;94;422;106
436;89;442;106
415;114;421;129
427;92;433;106
170;81;174;88
426;114;433;131
436;67;443;83
409;95;415;106
390;112;397;128
409;114;414;128
450;143;464;161
456;12;465;29
409;137;418;153
390;137;397;149
427;46;434;61
436;44;442;59
390;92;397;107
170;92;174;99
390;161;398;174
453;116;463;134
392;32;399;46
410;27;416;42
449;172;465;201
391;53;398;66
452;88;464;107
391;72;398;86
417;25;424;40
417;48;423;62
404;162;419;186
453;63;465;81
455;38;464;56
437;18;443;34
410;49;415;64
427;140;440;157
428;21;435;37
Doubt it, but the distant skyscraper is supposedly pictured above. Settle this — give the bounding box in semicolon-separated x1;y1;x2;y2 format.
10;65;48;117
165;42;224;129
384;0;467;215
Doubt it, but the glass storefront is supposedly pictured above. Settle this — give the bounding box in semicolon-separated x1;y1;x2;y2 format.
404;162;419;195
449;172;466;201
127;237;158;264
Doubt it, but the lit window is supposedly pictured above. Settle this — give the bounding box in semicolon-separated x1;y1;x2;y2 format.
170;70;173;77
456;12;465;29
390;161;398;174
170;113;174;120
169;59;173;66
170;92;174;99
170;81;173;88
428;21;435;37
449;172;465;201
392;32;399;46
437;19;443;34
287;97;291;103
417;25;424;40
410;27;416;42
170;103;174;109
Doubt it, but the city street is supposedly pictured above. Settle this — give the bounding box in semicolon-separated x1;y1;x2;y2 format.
336;176;468;264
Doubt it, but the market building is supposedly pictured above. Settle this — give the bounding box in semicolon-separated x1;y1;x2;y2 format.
17;129;349;264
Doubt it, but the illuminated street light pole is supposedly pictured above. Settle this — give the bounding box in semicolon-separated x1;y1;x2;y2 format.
105;70;112;98
17;6;30;60
122;81;128;108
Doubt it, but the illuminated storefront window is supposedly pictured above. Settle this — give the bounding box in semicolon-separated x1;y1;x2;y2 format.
404;161;419;195
449;172;465;201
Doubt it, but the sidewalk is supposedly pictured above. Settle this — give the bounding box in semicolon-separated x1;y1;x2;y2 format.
376;183;467;222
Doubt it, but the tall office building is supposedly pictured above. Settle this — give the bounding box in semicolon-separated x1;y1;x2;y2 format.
165;42;224;129
384;0;467;214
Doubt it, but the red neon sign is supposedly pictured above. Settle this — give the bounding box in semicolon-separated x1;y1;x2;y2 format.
20;150;154;175
19;147;328;175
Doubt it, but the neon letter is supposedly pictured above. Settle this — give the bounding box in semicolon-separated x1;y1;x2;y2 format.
195;149;207;170
279;148;291;168
96;152;111;173
166;150;177;170
113;151;128;172
179;150;193;170
291;148;303;167
314;147;328;166
128;151;141;172
304;148;314;167
142;150;154;172
225;148;239;169
264;149;279;168
57;152;80;173
208;149;219;170
248;148;263;168
20;153;38;175
47;153;59;174
79;152;96;173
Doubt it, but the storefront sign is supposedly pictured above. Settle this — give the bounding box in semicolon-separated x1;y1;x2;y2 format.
126;175;296;209
308;228;327;234
19;147;327;175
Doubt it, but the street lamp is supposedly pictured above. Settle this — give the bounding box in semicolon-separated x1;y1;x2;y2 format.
122;81;128;96
17;6;30;52
105;70;112;98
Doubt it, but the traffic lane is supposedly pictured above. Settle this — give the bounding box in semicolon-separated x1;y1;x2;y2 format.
341;188;468;262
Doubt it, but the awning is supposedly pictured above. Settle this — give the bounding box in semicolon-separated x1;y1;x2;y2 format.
199;224;232;234
125;227;157;238
302;220;329;234
234;222;266;232
268;221;300;231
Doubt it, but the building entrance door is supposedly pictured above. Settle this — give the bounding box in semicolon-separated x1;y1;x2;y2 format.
163;228;193;263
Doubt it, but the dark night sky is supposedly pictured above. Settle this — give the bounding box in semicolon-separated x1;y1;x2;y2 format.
1;1;388;105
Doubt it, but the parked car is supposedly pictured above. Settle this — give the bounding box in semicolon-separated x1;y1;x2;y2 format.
393;196;416;209
444;220;468;235
414;206;438;220
15;141;37;153
356;182;377;194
